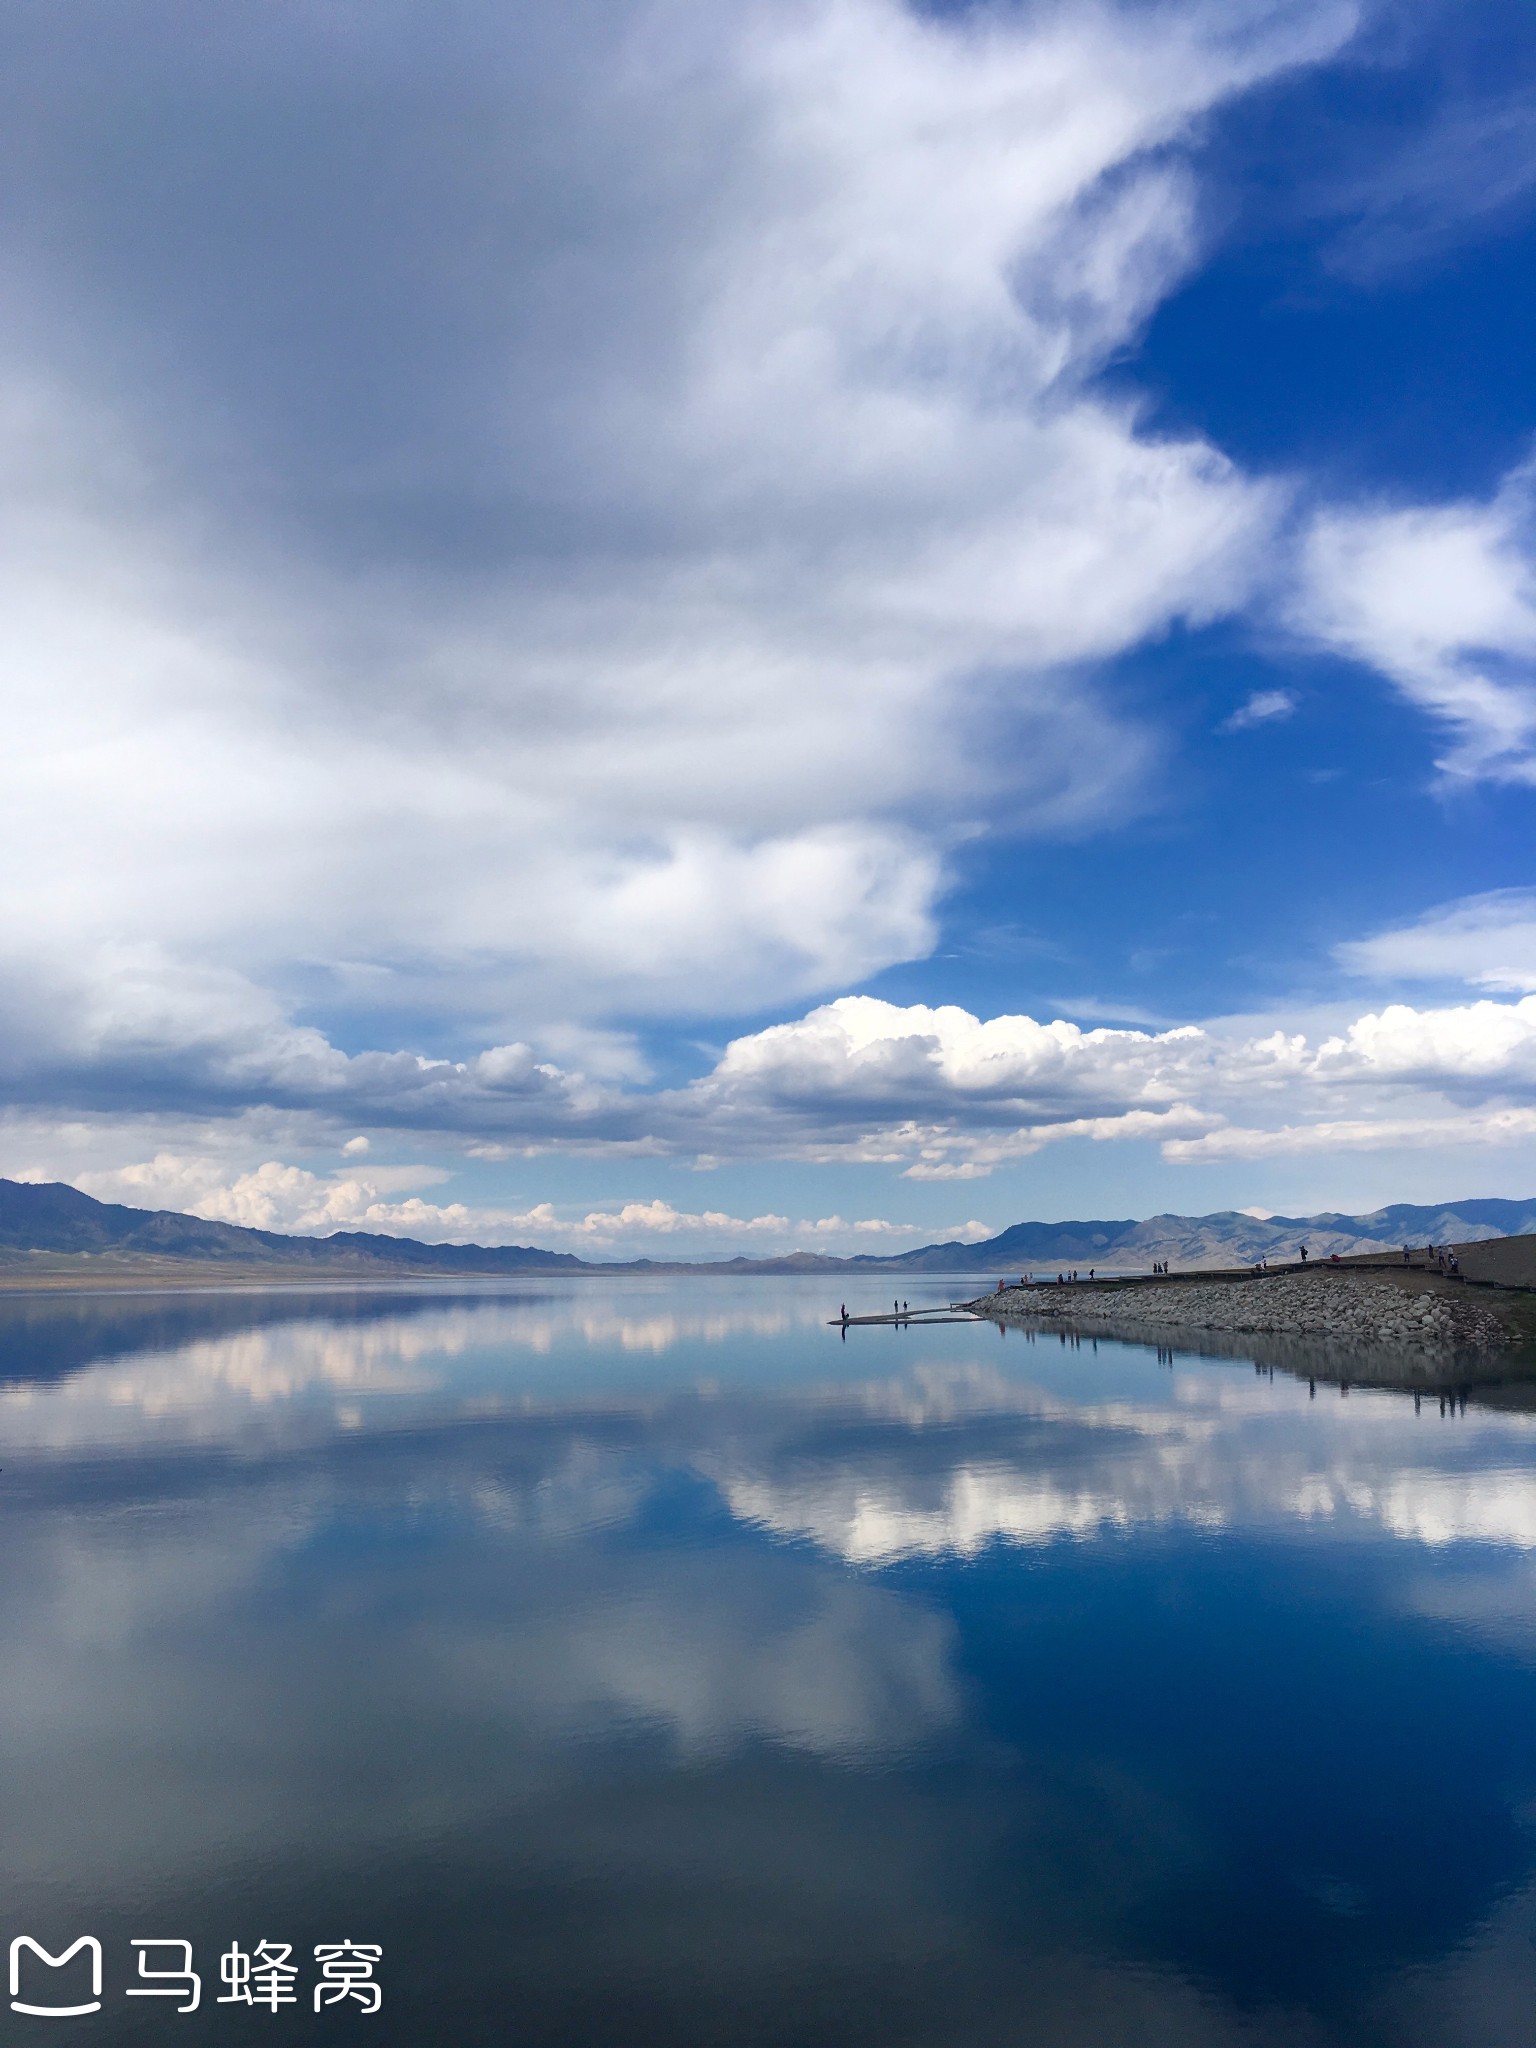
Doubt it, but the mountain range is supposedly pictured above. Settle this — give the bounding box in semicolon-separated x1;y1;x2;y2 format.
1;1178;1533;1277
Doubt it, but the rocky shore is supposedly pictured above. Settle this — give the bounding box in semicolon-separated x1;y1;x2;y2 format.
968;1270;1518;1354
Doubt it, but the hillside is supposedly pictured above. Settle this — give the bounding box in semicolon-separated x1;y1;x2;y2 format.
0;1179;1531;1280
0;1179;586;1272
876;1200;1536;1273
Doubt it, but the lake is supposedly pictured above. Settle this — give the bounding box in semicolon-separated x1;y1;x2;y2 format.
2;1273;1536;2044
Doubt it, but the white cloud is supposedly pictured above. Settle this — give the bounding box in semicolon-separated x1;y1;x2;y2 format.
75;1154;459;1235
672;990;1536;1175
1294;453;1536;781
1337;891;1536;993
1164;1108;1536;1164
0;0;1359;1098
19;981;1536;1190
65;1149;989;1253
1218;687;1296;732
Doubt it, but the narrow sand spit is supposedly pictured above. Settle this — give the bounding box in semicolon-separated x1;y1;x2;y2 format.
968;1271;1517;1353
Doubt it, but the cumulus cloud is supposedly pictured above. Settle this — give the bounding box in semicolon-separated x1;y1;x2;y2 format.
18;982;1536;1199
1294;452;1536;781
672;991;1536;1172
15;0;1533;1200
64;1149;990;1253
0;0;1361;1101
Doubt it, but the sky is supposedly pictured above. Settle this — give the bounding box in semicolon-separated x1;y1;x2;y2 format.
3;0;1536;1258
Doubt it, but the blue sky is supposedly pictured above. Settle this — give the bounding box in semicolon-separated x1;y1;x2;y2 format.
3;0;1536;1256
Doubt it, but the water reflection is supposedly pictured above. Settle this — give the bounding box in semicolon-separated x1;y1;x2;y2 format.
2;1279;1536;2043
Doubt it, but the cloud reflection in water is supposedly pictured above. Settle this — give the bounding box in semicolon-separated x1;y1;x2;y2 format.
4;1281;1536;2041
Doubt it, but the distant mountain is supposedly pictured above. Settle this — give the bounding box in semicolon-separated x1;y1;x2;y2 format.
0;1179;587;1272
871;1200;1536;1273
1;1178;1532;1279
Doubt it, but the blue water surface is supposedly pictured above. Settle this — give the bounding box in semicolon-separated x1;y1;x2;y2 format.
1;1274;1534;2045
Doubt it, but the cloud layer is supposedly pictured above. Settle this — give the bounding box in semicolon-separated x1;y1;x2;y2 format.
0;0;1358;1083
6;0;1533;1221
16;973;1536;1235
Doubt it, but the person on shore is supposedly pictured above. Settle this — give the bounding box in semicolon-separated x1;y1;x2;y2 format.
1402;1244;1411;1266
1300;1243;1308;1263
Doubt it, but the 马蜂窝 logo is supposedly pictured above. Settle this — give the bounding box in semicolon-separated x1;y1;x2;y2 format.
10;1936;103;2017
7;1935;380;2017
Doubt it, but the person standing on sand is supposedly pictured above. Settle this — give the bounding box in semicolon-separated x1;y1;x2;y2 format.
1300;1243;1308;1263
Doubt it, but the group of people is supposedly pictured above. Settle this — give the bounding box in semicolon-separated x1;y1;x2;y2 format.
838;1300;911;1323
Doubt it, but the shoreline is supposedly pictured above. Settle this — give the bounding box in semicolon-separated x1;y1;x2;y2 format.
965;1267;1531;1356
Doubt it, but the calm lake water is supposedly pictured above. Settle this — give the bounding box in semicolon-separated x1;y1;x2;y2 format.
4;1273;1536;2045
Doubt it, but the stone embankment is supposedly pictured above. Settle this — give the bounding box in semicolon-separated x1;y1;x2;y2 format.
970;1271;1516;1353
